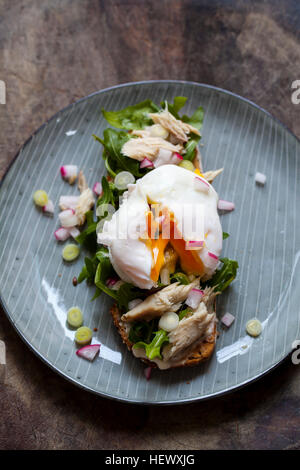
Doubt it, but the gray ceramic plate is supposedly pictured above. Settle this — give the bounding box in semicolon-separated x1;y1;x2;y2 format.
0;81;299;405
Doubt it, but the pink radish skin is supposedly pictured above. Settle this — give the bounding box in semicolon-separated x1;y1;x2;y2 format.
185;288;204;309
186;240;204;250
140;158;154;169
221;312;235;328
171;152;183;164
144;366;153;380
106;277;118;288
54;227;70;241
208;251;218;260
60;165;78;181
194;176;210;192
42;200;54;215
218;199;235;211
93;182;103;196
76;344;100;362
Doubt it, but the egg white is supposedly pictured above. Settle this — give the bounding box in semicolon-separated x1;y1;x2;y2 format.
98;165;223;289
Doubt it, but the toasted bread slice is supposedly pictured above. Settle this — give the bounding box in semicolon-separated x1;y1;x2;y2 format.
110;303;217;369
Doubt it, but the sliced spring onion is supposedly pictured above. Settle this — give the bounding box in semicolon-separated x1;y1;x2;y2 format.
33;190;48;207
158;311;179;332
114;171;135;190
246;318;262;337
179;160;195;172
75;326;93;345
67;307;83;328
149;124;169;139
62;243;80;262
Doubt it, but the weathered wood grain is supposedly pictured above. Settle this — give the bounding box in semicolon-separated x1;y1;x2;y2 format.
0;0;300;450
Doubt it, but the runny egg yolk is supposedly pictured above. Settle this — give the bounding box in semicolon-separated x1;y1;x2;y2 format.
142;209;205;283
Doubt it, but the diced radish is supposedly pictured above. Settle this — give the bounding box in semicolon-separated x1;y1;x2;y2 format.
111;280;124;291
92;182;103;196
186;288;204;309
218;199;235;211
54;227;70;241
76;344;100;362
171;152;184;164
59;209;79;228
186;240;204;250
144;366;152;380
106;277;118;288
59;195;79;211
128;298;143;310
202;249;219;272
68;227;80;239
255;172;266;185
208;252;218;260
221;312;235;328
140;158;154;169
42;200;54;215
154;149;173;168
194;176;210;192
60;165;78;184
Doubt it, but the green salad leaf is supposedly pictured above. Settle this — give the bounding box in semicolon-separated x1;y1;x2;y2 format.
93;129;142;177
182;105;204;130
161;96;187;119
102;100;159;130
170;272;190;285
76;211;98;252
134;329;169;360
77;255;98;284
183;134;201;161
207;257;239;292
116;283;144;311
94;247;119;300
129;319;156;344
178;307;192;321
223;232;230;240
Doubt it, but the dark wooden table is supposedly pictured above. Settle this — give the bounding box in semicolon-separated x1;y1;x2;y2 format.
0;0;300;450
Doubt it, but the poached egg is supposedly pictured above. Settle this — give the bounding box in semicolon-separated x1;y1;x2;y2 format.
98;165;222;289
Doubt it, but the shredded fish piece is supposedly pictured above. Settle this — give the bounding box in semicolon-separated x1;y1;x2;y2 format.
193;147;203;172
162;302;214;362
121;279;199;322
202;168;223;183
121;136;183;162
75;188;95;225
160;245;178;285
149;109;200;144
78;170;88;193
130;129;152;138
